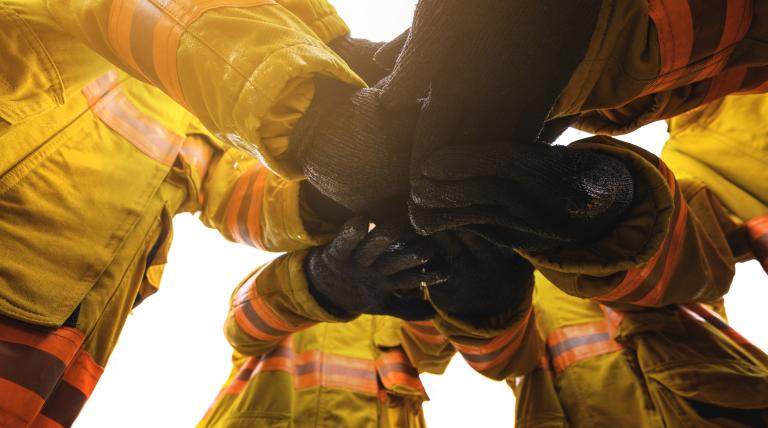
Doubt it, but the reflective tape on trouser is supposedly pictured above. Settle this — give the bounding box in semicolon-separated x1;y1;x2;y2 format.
546;320;623;375
0;317;103;428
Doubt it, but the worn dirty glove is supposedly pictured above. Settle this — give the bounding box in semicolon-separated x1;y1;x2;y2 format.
410;143;634;251
427;230;534;323
329;31;408;85
306;217;450;321
290;79;418;214
378;0;601;164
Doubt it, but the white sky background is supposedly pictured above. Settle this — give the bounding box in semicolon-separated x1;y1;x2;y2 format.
74;2;768;427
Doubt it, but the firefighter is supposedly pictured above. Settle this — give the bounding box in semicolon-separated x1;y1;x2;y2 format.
0;1;407;425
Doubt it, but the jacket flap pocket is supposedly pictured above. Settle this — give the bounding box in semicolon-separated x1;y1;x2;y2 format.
0;5;64;124
0;116;169;327
647;360;768;409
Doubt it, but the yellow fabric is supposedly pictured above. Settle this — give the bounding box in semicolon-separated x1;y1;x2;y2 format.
37;0;365;179
553;0;659;118
514;274;768;427
202;317;428;428
664;93;768;221
206;260;457;428
524;136;738;308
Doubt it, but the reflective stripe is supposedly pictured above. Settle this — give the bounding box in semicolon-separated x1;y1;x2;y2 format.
375;349;426;394
82;71;185;167
0;318;94;428
680;304;752;346
643;0;752;95
702;67;748;104
179;136;215;182
598;161;688;305
106;0;277;108
746;215;768;274
403;321;446;346
546;321;623;375
225;165;269;250
453;307;533;372
232;270;310;342
217;340;380;398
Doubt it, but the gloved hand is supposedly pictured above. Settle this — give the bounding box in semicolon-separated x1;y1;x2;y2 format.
305;217;450;321
329;31;408;85
377;0;601;163
427;230;534;323
290;79;417;214
410;143;634;251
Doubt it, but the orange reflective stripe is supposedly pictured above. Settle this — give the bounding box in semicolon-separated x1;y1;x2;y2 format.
107;0;277;108
179;136;215;181
107;0;148;82
376;349;425;393
746;215;768;240
403;320;446;346
632;166;689;306
0;377;46;427
225;165;269;249
598;162;685;304
232;271;310;342
225;167;256;244
702;67;749;104
649;0;694;75
643;0;752;95
61;351;103;398
546;321;623;375
82;72;185;166
716;0;753;52
680;304;752;346
453;307;533;371
0;322;83;366
30;414;64;428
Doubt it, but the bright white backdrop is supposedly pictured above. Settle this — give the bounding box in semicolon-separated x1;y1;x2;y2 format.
74;2;768;427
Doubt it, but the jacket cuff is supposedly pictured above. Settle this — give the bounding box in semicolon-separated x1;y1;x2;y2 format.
521;136;673;297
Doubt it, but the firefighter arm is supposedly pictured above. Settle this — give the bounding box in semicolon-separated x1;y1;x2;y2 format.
224;250;348;356
522;136;738;307
430;299;543;381
198;145;340;252
45;0;365;179
399;321;456;375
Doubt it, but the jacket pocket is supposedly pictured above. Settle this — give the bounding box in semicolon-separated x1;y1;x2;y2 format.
646;359;768;410
0;4;64;124
0;110;170;327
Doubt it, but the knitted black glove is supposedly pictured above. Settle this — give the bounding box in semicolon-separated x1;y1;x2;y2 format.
290;79;418;214
306;217;450;321
427;230;534;323
410;143;634;251
378;0;601;164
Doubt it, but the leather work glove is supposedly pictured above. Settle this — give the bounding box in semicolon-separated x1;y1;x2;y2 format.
410;143;634;252
305;217;450;321
427;230;534;324
377;0;601;164
290;79;417;214
329;31;408;85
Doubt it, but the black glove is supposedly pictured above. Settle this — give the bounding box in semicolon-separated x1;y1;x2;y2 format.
377;0;601;164
410;143;634;251
329;32;408;85
427;230;534;323
290;79;417;214
305;217;450;321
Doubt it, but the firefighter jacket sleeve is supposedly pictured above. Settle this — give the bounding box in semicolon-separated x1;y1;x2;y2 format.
34;0;365;180
427;290;543;381
197;143;337;252
224;250;349;356
521;136;741;308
